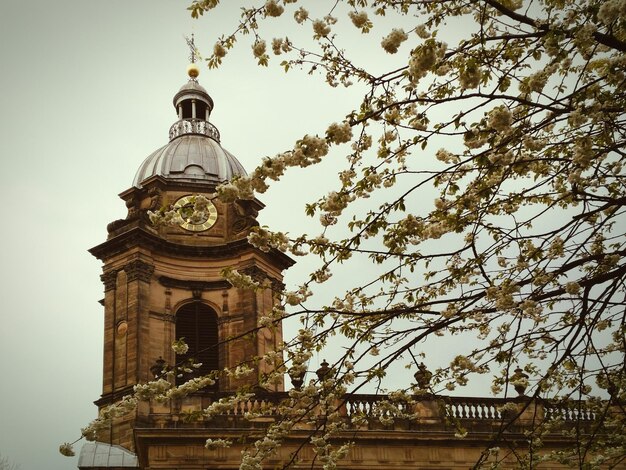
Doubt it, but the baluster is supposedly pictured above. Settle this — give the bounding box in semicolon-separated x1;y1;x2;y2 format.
350;400;357;415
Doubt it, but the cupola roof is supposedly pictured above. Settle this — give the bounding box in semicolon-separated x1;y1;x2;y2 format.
133;67;246;188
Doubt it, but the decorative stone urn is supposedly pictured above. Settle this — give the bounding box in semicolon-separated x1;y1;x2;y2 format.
510;367;529;396
288;367;305;390
316;359;332;381
414;362;433;390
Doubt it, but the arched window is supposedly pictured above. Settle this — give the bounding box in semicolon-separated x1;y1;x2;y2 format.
175;302;219;387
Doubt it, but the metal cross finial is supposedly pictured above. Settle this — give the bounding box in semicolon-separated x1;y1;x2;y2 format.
185;33;197;63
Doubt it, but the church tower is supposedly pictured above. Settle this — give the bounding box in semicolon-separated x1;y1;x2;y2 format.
85;64;293;456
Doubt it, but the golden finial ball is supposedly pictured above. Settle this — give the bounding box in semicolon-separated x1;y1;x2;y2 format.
187;63;200;78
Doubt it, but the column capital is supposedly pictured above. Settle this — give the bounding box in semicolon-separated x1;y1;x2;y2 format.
100;270;119;291
125;260;155;283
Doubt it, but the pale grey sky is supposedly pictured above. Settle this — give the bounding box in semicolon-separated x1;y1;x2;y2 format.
0;2;365;468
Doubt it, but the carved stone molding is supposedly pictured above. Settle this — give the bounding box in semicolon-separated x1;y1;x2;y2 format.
125;260;155;282
231;217;252;235
240;266;284;292
270;278;285;292
125;196;141;221
101;270;119;291
240;265;266;282
158;276;231;292
147;186;162;211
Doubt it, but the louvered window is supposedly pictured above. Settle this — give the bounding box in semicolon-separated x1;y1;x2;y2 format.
175;302;219;387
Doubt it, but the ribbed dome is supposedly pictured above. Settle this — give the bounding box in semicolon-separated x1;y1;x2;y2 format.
133;134;247;188
132;76;247;188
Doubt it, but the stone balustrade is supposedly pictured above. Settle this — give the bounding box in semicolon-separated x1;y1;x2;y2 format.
137;391;605;432
169;118;221;142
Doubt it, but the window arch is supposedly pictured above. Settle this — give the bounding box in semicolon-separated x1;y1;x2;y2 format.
175;302;219;387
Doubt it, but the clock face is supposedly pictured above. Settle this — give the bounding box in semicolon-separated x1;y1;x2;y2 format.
173;195;218;232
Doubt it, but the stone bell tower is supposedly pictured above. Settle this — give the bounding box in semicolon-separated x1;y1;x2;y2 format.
83;63;293;460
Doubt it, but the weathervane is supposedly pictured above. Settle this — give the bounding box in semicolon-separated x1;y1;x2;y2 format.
185;33;197;64
184;33;200;80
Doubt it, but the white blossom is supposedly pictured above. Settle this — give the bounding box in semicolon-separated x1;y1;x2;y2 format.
171;338;189;355
59;443;75;457
222;267;260;290
459;62;481;89
213;42;227;58
167;375;216;399
415;24;430;39
271;37;292;55
226;364;254;378
320;213;337;226
205;438;232;450
313;19;331;37
435;148;459;164
320;191;353;214
264;0;284;17
134;379;172;401
293;7;308;24
381;28;408;54
326;122;353;144
285;134;330;167
409;42;445;80
312;267;332;283
565;281;581;295
252;40;267;59
216;182;241;202
597;0;626;26
487;106;512;132
348;11;369;29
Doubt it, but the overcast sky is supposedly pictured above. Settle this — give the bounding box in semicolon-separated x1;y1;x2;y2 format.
0;2;363;468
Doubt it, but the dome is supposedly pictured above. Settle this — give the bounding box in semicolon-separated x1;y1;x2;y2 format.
132;76;247;188
173;80;214;112
133;134;247;187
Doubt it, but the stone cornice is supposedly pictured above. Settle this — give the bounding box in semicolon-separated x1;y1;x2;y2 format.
89;226;295;270
94;385;135;407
